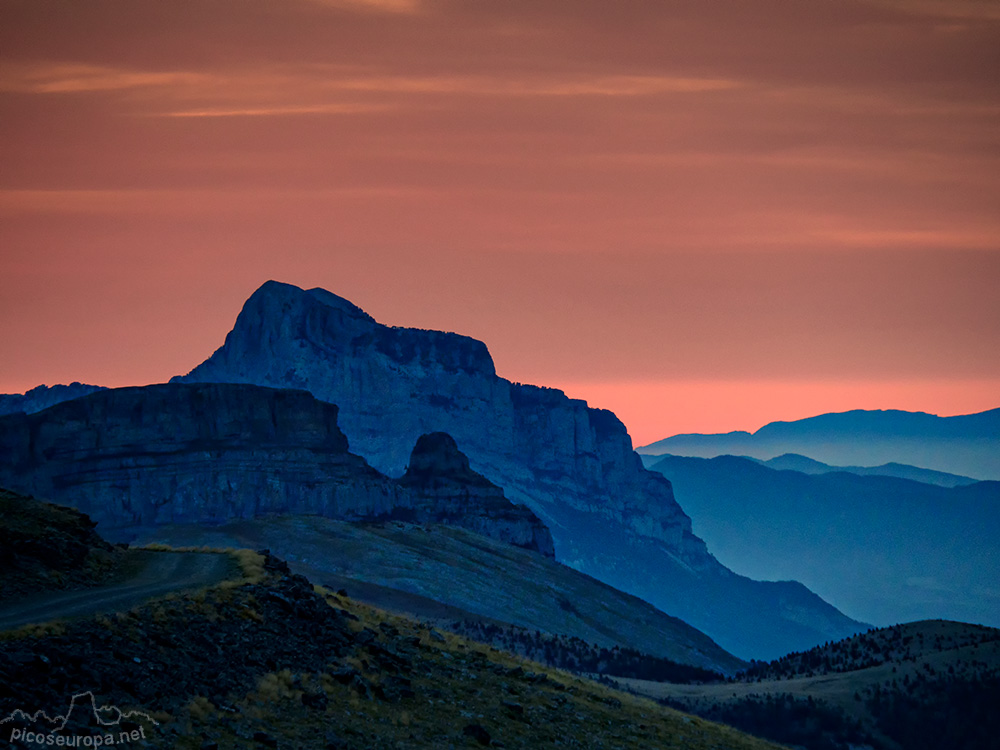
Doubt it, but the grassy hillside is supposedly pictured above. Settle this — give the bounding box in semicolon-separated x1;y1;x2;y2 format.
125;515;746;674
0;488;119;601
625;621;1000;750
1;567;783;747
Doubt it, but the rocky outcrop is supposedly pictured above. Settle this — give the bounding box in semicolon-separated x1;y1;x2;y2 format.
0;488;116;601
172;282;704;562
0;384;554;557
0;382;106;416
0;383;397;529
397;433;555;557
171;281;865;659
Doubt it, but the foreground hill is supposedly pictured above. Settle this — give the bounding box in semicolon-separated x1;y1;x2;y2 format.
166;279;863;659
125;515;745;675
0;495;783;750
631;620;1000;750
0;487;117;601
638;408;1000;480
644;454;1000;628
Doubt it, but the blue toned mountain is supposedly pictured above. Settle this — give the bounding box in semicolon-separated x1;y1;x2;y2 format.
169;280;865;659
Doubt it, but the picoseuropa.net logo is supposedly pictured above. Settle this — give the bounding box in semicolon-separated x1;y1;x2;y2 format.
1;691;159;747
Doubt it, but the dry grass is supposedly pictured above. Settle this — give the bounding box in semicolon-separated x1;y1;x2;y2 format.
0;620;67;641
133;544;266;583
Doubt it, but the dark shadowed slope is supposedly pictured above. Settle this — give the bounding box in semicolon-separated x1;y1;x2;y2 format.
0;500;783;750
636;620;1000;750
0;488;238;630
123;515;747;675
0;549;236;632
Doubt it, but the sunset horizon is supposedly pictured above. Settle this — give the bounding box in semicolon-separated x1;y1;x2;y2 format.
2;4;999;741
3;0;998;444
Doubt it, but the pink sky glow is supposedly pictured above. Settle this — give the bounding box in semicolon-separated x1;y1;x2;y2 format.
1;0;998;441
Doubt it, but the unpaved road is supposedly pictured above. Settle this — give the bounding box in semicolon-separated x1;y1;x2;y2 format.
0;550;238;631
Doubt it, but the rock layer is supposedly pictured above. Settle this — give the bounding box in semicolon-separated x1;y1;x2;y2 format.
171;280;865;658
398;432;554;557
0;383;552;555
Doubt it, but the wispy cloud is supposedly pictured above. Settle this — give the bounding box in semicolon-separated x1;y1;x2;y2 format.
2;61;741;119
0;63;210;94
872;0;1000;21
305;0;423;13
164;102;392;118
812;227;1000;250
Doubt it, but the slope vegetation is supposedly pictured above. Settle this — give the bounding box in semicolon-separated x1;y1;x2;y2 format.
630;620;1000;750
126;515;746;675
0;498;782;750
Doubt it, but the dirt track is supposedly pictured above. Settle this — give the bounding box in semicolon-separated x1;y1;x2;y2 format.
0;550;237;631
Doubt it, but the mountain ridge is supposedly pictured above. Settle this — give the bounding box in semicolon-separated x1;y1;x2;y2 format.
167;279;864;659
639;407;1000;480
646;453;1000;628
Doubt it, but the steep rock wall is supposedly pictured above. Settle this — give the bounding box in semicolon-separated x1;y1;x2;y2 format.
398;432;555;557
0;384;552;556
171;281;865;658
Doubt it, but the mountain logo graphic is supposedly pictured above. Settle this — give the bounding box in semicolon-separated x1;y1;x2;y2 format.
1;691;158;742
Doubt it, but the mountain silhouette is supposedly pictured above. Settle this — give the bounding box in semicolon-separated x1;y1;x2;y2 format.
639;408;1000;480
646;453;1000;627
165;280;865;659
0;281;867;659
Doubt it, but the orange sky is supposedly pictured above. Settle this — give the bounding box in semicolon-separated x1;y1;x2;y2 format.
1;0;998;443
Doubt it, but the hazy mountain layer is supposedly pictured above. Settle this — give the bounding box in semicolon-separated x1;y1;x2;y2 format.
755;453;978;488
171;280;864;659
647;454;1000;628
638;408;1000;480
639;451;979;488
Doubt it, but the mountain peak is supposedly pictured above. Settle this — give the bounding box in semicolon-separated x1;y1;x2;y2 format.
173;281;497;392
402;432;487;487
248;280;375;323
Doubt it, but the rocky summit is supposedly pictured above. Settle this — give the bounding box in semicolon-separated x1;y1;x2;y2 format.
0;383;551;556
169;280;864;659
398;432;554;557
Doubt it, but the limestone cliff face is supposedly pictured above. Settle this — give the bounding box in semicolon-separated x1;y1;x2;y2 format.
0;384;398;529
174;282;703;565
0;384;553;557
398;432;555;557
172;281;865;659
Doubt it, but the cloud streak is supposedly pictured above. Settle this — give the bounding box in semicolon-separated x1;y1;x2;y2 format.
0;0;997;437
